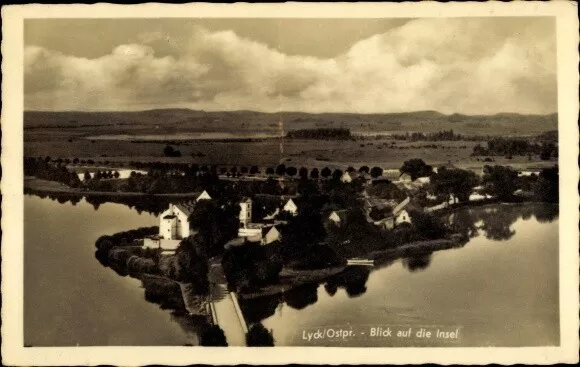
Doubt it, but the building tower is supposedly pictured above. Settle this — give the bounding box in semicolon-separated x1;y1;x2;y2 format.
239;198;253;227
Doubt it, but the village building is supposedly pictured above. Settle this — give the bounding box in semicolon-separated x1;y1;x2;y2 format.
283;198;299;216
365;196;413;230
239;197;253;227
228;224;281;248
143;190;212;252
341;171;370;184
144;202;196;251
196;190;212;201
328;209;348;226
340;171;355;183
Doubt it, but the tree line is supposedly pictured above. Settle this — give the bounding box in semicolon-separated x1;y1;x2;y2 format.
286;128;352;140
472;138;557;160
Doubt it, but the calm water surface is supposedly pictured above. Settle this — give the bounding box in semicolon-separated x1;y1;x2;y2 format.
25;196;558;347
24;195;194;346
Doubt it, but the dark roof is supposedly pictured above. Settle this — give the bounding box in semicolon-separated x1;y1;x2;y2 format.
174;201;196;216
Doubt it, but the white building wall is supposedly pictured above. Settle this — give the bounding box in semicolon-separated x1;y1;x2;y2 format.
262;227;281;245
175;209;190;239
395;210;411;225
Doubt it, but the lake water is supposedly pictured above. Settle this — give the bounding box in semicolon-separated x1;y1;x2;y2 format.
24;195;196;346
25;196;559;347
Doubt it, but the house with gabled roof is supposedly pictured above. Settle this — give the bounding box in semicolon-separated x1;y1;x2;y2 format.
144;200;199;251
283;198;299;216
196;190;212;201
328;209;349;226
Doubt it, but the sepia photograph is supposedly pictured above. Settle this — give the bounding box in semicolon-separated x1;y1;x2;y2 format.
2;2;578;365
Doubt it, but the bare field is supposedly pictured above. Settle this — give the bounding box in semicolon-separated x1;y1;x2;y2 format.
23;109;558;172
24;135;556;173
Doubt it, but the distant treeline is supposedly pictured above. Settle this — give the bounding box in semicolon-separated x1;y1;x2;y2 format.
472;138;557;159
390;129;483;142
287;128;352;140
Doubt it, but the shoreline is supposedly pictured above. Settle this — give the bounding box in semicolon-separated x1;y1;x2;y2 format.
24;177;201;197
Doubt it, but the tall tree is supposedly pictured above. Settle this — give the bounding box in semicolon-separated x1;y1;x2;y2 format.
481;165;518;200
430;168;479;203
370;166;383;178
286;166;297;177
275;164;287;176
310;168;319;179
399;159;433;181
358;166;370;174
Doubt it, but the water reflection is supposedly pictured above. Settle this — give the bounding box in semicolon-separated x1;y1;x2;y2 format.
325;266;371;297
401;253;433;272
445;203;558;242
285;283;319;310
25;189;183;216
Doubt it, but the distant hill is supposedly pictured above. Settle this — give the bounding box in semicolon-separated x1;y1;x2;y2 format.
24;109;558;137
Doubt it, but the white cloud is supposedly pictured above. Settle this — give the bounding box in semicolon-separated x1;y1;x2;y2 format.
24;18;556;114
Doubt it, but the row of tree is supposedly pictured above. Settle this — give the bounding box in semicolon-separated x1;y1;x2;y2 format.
286;128;352;140
472;138;557;160
391;129;468;141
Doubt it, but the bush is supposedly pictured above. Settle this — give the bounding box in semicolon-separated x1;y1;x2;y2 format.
246;324;275;346
200;325;228;346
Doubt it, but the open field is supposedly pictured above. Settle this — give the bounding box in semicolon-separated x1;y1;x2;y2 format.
24;109;558;171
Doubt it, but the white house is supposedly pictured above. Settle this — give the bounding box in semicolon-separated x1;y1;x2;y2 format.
159;202;195;240
392;196;412;225
374;197;412;230
261;225;281;245
227;225;281;248
144;202;196;251
328;209;348;226
341;171;356;183
196;190;212;201
283;198;299;216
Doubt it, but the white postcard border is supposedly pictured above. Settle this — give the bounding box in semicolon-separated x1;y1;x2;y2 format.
2;2;578;365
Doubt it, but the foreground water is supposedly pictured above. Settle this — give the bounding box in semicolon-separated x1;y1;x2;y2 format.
24;195;559;346
24;195;193;346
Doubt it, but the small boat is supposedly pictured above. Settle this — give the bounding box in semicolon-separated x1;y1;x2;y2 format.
346;258;375;266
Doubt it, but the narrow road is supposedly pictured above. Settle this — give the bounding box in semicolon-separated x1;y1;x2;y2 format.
207;258;248;346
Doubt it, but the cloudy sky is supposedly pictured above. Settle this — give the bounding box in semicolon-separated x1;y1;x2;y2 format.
24;17;556;114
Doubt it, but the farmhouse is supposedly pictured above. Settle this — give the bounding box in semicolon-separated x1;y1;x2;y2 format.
230;224;281;247
365;196;413;230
